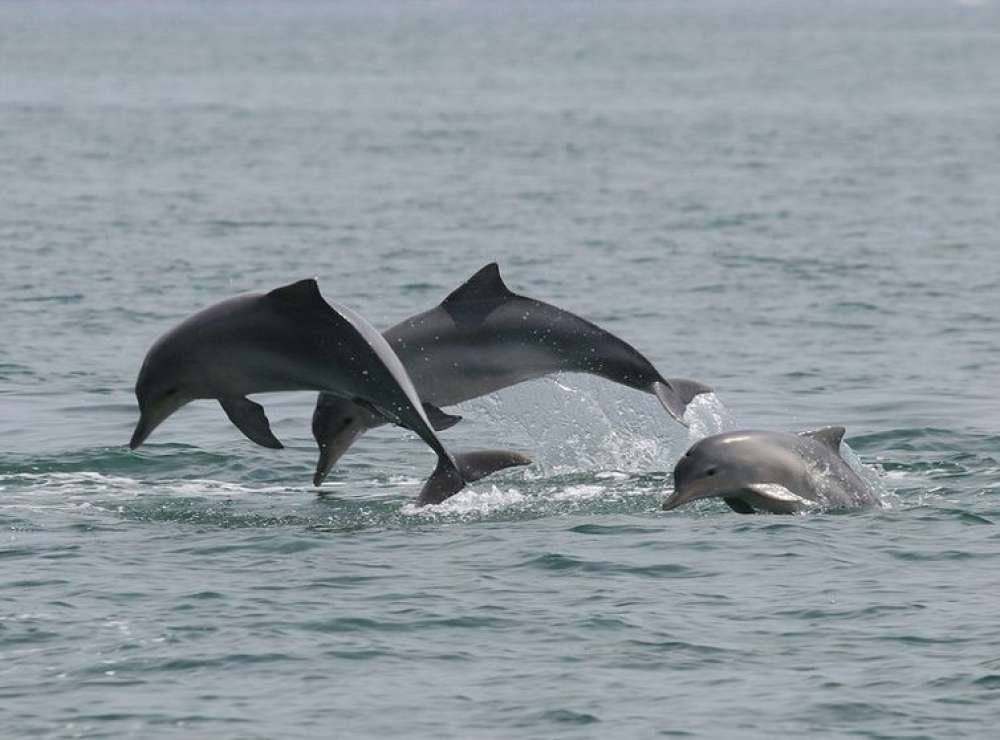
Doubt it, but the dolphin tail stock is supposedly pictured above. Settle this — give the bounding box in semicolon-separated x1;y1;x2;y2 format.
651;378;714;425
417;450;532;507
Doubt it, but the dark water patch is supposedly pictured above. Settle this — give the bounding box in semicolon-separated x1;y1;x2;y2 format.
82;652;301;675
2;578;69;588
776;603;926;621
0;515;43;531
303;574;384;590
625;638;734;657
73;712;253;727
520;708;601;727
0;363;37;381
167;535;324;556
302;615;514;634
568;523;661;535
0;626;62;646
165;624;220;637
517;553;699;578
729;519;807;533
910;507;993;525
853;428;1000;456
320;648;391;661
399;281;438;293
110;499;316;530
203;218;330;231
0;446;235;479
63;520;128;533
575;615;633;630
184;590;224;600
874;634;977;647
811;700;910;723
884;548;979;563
13;293;84;303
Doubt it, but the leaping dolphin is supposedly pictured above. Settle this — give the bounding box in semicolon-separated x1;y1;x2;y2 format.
311;263;712;485
129;278;530;505
663;427;879;514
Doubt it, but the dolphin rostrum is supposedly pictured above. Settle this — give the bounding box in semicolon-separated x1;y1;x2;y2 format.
129;278;530;505
662;427;879;514
311;263;712;485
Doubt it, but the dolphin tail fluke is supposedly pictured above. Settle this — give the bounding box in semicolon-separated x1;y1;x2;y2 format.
652;378;713;425
422;403;462;431
417;450;532;507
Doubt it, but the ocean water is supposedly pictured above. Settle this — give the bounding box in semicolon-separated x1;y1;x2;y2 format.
2;1;1000;737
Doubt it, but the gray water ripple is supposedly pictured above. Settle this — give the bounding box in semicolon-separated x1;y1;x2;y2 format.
3;2;1000;737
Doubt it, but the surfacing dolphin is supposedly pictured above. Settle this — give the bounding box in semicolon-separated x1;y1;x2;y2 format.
129;278;530;505
311;263;713;485
662;427;879;514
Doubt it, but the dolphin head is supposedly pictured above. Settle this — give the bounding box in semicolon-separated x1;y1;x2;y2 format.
129;338;194;449
311;395;381;485
663;431;796;511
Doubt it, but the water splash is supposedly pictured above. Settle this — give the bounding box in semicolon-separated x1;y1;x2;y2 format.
684;392;736;442
838;443;898;509
462;376;734;474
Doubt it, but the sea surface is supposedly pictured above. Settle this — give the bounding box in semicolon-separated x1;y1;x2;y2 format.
2;1;999;737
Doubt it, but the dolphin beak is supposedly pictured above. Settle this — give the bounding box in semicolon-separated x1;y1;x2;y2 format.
312;421;367;486
129;395;187;450
662;480;710;512
129;411;155;450
661;489;688;511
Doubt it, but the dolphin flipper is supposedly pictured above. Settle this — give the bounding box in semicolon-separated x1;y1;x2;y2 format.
418;450;532;506
744;483;816;514
652;378;714;424
423;403;462;431
219;396;284;449
723;496;755;514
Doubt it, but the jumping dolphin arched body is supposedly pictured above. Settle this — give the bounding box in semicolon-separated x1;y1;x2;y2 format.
129;279;529;505
662;427;879;514
311;263;712;485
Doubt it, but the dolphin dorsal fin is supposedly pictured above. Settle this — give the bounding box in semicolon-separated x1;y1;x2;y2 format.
268;278;327;309
799;426;846;450
442;263;516;305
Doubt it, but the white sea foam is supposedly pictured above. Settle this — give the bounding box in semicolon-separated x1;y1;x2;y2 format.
400;485;529;518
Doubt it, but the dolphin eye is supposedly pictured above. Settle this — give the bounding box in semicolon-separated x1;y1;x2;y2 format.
705;467;718;477
164;387;179;397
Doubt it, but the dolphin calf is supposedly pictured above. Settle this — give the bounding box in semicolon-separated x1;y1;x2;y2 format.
311;263;712;485
129;278;530;505
662;427;879;514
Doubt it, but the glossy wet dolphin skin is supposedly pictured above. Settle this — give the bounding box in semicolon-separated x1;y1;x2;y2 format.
130;279;529;504
311;263;711;484
663;427;879;514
